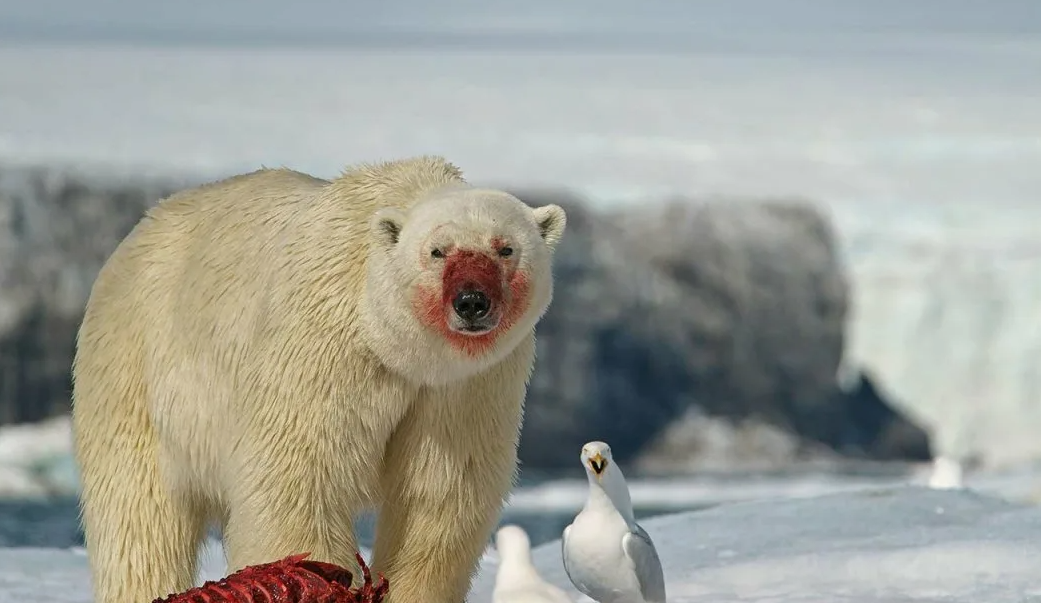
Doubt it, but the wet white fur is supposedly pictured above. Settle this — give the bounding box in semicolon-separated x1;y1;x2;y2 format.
71;156;566;603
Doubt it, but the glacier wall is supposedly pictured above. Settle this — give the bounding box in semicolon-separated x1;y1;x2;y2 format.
835;200;1041;467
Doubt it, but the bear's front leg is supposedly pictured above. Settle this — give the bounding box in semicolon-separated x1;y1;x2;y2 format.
373;355;531;603
220;415;366;574
222;456;363;574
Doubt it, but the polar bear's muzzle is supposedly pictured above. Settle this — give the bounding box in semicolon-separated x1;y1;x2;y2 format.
443;251;506;335
453;289;492;322
449;287;501;334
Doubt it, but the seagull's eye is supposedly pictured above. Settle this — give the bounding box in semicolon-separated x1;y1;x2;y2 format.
431;248;445;259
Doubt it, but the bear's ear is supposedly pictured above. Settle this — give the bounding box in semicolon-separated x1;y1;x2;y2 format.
371;208;407;250
532;204;567;249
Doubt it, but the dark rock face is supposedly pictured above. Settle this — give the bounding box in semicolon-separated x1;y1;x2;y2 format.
0;166;931;471
837;370;932;461
510;191;932;470
509;194;703;468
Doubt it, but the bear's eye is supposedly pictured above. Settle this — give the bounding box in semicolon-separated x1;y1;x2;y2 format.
430;248;445;259
498;246;514;258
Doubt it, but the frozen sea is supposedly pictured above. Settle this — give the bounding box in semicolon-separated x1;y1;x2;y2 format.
5;486;1041;603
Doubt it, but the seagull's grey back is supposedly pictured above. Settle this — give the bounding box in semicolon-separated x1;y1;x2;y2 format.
625;523;667;603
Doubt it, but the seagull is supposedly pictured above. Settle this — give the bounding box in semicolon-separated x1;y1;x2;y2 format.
562;441;666;603
928;455;964;490
493;524;574;603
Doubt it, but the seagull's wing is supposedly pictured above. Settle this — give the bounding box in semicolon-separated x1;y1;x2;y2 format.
561;524;574;581
622;523;666;603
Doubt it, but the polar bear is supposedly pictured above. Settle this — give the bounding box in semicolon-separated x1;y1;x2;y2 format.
71;156;567;603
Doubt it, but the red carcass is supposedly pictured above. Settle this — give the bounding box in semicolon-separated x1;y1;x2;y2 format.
151;552;388;603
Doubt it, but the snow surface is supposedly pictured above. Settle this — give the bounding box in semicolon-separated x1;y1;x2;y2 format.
3;487;1041;602
470;486;1041;603
1;0;1040;467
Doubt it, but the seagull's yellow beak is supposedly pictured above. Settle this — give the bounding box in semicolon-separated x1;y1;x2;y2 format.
587;452;607;478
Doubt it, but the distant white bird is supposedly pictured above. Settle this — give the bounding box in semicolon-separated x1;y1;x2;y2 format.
493;524;574;603
562;441;666;603
928;456;964;490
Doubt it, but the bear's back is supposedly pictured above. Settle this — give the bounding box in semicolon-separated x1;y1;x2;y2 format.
146;167;330;247
84;168;336;360
131;167;330;275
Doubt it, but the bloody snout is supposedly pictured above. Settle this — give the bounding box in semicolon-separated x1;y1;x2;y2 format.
452;289;491;321
443;251;503;325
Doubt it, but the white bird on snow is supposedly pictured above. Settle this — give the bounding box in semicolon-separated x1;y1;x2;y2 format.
562;441;666;603
493;524;574;603
928;455;965;490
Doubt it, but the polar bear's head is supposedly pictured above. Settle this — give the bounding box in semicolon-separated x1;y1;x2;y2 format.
362;185;566;385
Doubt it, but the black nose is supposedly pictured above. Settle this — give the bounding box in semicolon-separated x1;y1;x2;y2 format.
452;290;491;321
